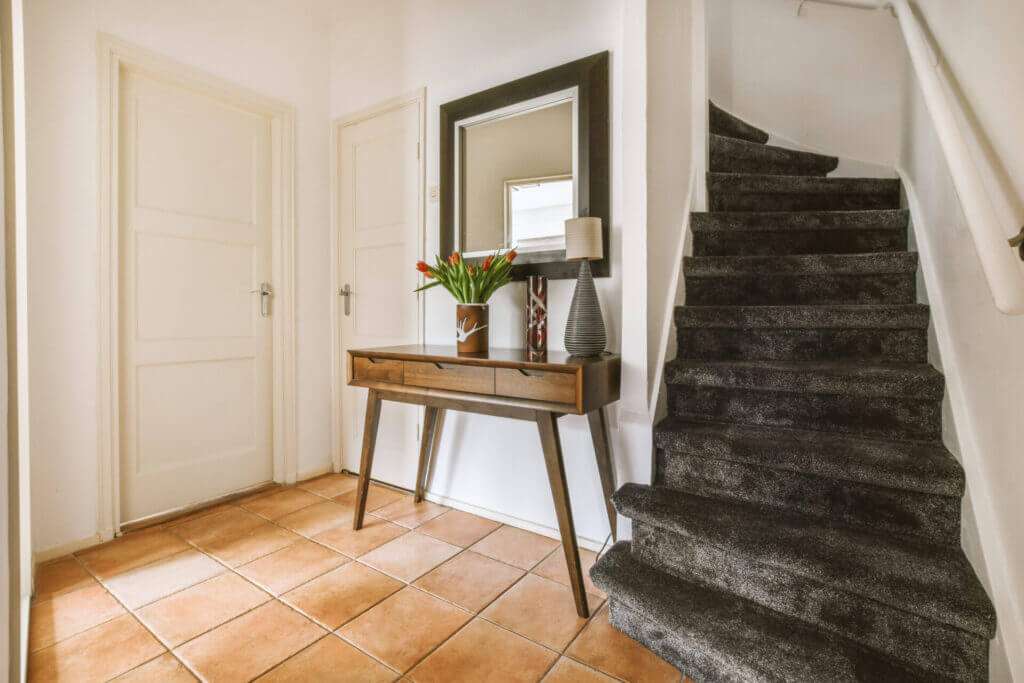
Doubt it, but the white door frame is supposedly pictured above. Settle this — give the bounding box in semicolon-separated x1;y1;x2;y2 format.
96;34;297;539
330;89;426;473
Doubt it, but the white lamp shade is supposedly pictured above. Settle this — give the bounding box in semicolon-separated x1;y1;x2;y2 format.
564;217;603;260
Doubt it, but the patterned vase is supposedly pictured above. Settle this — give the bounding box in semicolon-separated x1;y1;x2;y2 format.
455;303;489;354
526;276;548;358
564;260;606;356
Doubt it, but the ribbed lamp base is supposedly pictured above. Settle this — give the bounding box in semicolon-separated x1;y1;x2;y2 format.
564;260;606;357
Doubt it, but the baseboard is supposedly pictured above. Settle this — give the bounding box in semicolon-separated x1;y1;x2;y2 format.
899;169;1024;678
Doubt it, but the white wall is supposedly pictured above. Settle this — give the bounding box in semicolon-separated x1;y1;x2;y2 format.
25;0;334;555
708;0;905;173
898;1;1024;677
330;0;650;548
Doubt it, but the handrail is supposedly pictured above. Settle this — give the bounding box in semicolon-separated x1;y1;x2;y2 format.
800;0;1024;314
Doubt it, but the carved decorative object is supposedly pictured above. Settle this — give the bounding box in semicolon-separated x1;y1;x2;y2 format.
526;275;548;358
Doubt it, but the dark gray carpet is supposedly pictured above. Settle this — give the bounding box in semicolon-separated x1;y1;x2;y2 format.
590;103;996;682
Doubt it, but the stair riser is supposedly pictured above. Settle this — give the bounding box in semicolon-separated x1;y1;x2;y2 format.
710;157;831;177
606;601;710;682
710;104;769;145
668;386;941;441
676;327;928;362
685;273;916;306
710;192;900;212
654;449;959;544
692;229;907;256
630;525;988;682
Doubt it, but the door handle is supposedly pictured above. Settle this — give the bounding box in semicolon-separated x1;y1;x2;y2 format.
250;282;273;318
339;284;352;316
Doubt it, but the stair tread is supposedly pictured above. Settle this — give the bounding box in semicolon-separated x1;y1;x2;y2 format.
614;484;996;638
676;304;929;329
709;101;769;144
692;209;909;232
664;359;944;400
654;417;963;497
685;252;917;276
710;134;839;175
709;172;901;196
591;542;943;682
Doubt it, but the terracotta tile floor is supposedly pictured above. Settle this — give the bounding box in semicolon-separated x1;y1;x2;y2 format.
28;473;688;682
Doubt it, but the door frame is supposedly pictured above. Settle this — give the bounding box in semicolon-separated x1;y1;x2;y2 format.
330;89;426;473
96;34;297;538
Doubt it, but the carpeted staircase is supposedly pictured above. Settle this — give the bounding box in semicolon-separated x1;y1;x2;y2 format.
590;102;996;682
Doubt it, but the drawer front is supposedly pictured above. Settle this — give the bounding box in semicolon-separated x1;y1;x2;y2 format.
404;361;495;395
495;368;577;405
352;356;403;383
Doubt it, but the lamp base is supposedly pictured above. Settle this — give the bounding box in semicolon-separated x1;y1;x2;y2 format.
564;260;606;357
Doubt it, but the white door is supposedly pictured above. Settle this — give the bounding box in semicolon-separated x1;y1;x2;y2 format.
338;101;422;488
119;69;274;522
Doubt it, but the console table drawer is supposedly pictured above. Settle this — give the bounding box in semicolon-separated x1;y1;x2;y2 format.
496;368;577;405
404;361;495;395
352;356;403;383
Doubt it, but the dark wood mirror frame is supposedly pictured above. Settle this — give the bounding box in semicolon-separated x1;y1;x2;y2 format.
440;51;610;280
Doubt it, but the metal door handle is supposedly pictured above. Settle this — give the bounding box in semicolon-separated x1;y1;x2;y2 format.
339;284;352;316
250;282;273;318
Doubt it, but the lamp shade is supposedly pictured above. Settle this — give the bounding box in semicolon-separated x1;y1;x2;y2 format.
564;217;603;261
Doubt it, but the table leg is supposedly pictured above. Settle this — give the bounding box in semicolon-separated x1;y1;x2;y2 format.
414;407;439;503
587;408;618;541
353;389;382;530
535;410;589;619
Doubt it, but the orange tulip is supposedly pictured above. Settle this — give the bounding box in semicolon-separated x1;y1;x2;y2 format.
415;260;430;273
449;252;461;265
482;255;494;271
507;249;518;263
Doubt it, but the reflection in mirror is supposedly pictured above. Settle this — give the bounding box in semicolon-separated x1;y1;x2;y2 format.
457;90;577;257
505;175;573;252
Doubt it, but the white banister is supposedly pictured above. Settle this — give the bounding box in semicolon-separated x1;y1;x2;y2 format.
800;0;1024;314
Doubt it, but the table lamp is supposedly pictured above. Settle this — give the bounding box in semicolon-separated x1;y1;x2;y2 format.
563;217;606;357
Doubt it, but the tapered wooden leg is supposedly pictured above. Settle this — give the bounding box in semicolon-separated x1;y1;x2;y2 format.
587;408;618;541
353;390;382;530
535;410;589;618
414;407;438;502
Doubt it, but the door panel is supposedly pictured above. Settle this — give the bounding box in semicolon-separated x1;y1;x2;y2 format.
339;102;421;488
119;69;273;522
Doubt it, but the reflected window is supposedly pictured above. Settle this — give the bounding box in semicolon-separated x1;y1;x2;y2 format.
504;175;573;252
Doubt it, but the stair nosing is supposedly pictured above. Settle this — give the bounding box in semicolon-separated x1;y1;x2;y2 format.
675;303;930;329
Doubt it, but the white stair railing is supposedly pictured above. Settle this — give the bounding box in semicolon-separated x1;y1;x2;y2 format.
798;0;1024;314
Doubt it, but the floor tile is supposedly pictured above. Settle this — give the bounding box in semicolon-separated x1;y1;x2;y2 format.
277;500;355;537
33;557;95;602
29;583;125;651
408;617;557;682
338;586;471;673
469;525;560;570
175;601;324;683
297;473;360;499
199;521;301;567
76;529;190;580
371;498;448;529
113;652;197;682
27;614;164;682
543;657;617;682
413;551;524;613
281;562;402;630
237;539;348;595
162;501;239;530
359;532;461;582
257;635;398;682
313;515;408;558
335;484;408;511
241;487;323;520
136;572;270;647
416;510;501;547
104;549;225;609
482;574;602;651
566;604;681;682
532;547;606;599
171;507;265;547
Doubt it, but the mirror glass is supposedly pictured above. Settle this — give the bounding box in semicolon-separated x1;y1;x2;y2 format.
456;89;577;257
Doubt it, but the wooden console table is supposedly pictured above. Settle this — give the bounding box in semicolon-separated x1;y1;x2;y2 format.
347;344;621;618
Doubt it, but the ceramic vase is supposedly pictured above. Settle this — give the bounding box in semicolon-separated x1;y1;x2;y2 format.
456;303;489;354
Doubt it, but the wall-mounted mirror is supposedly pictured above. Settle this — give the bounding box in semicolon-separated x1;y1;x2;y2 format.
440;52;609;279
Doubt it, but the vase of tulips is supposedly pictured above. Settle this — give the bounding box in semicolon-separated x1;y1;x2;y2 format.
415;248;517;354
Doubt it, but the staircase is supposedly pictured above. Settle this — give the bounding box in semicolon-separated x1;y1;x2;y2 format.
590;103;997;682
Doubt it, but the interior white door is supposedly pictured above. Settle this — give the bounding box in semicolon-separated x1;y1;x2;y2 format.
338;101;421;488
119;69;274;522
